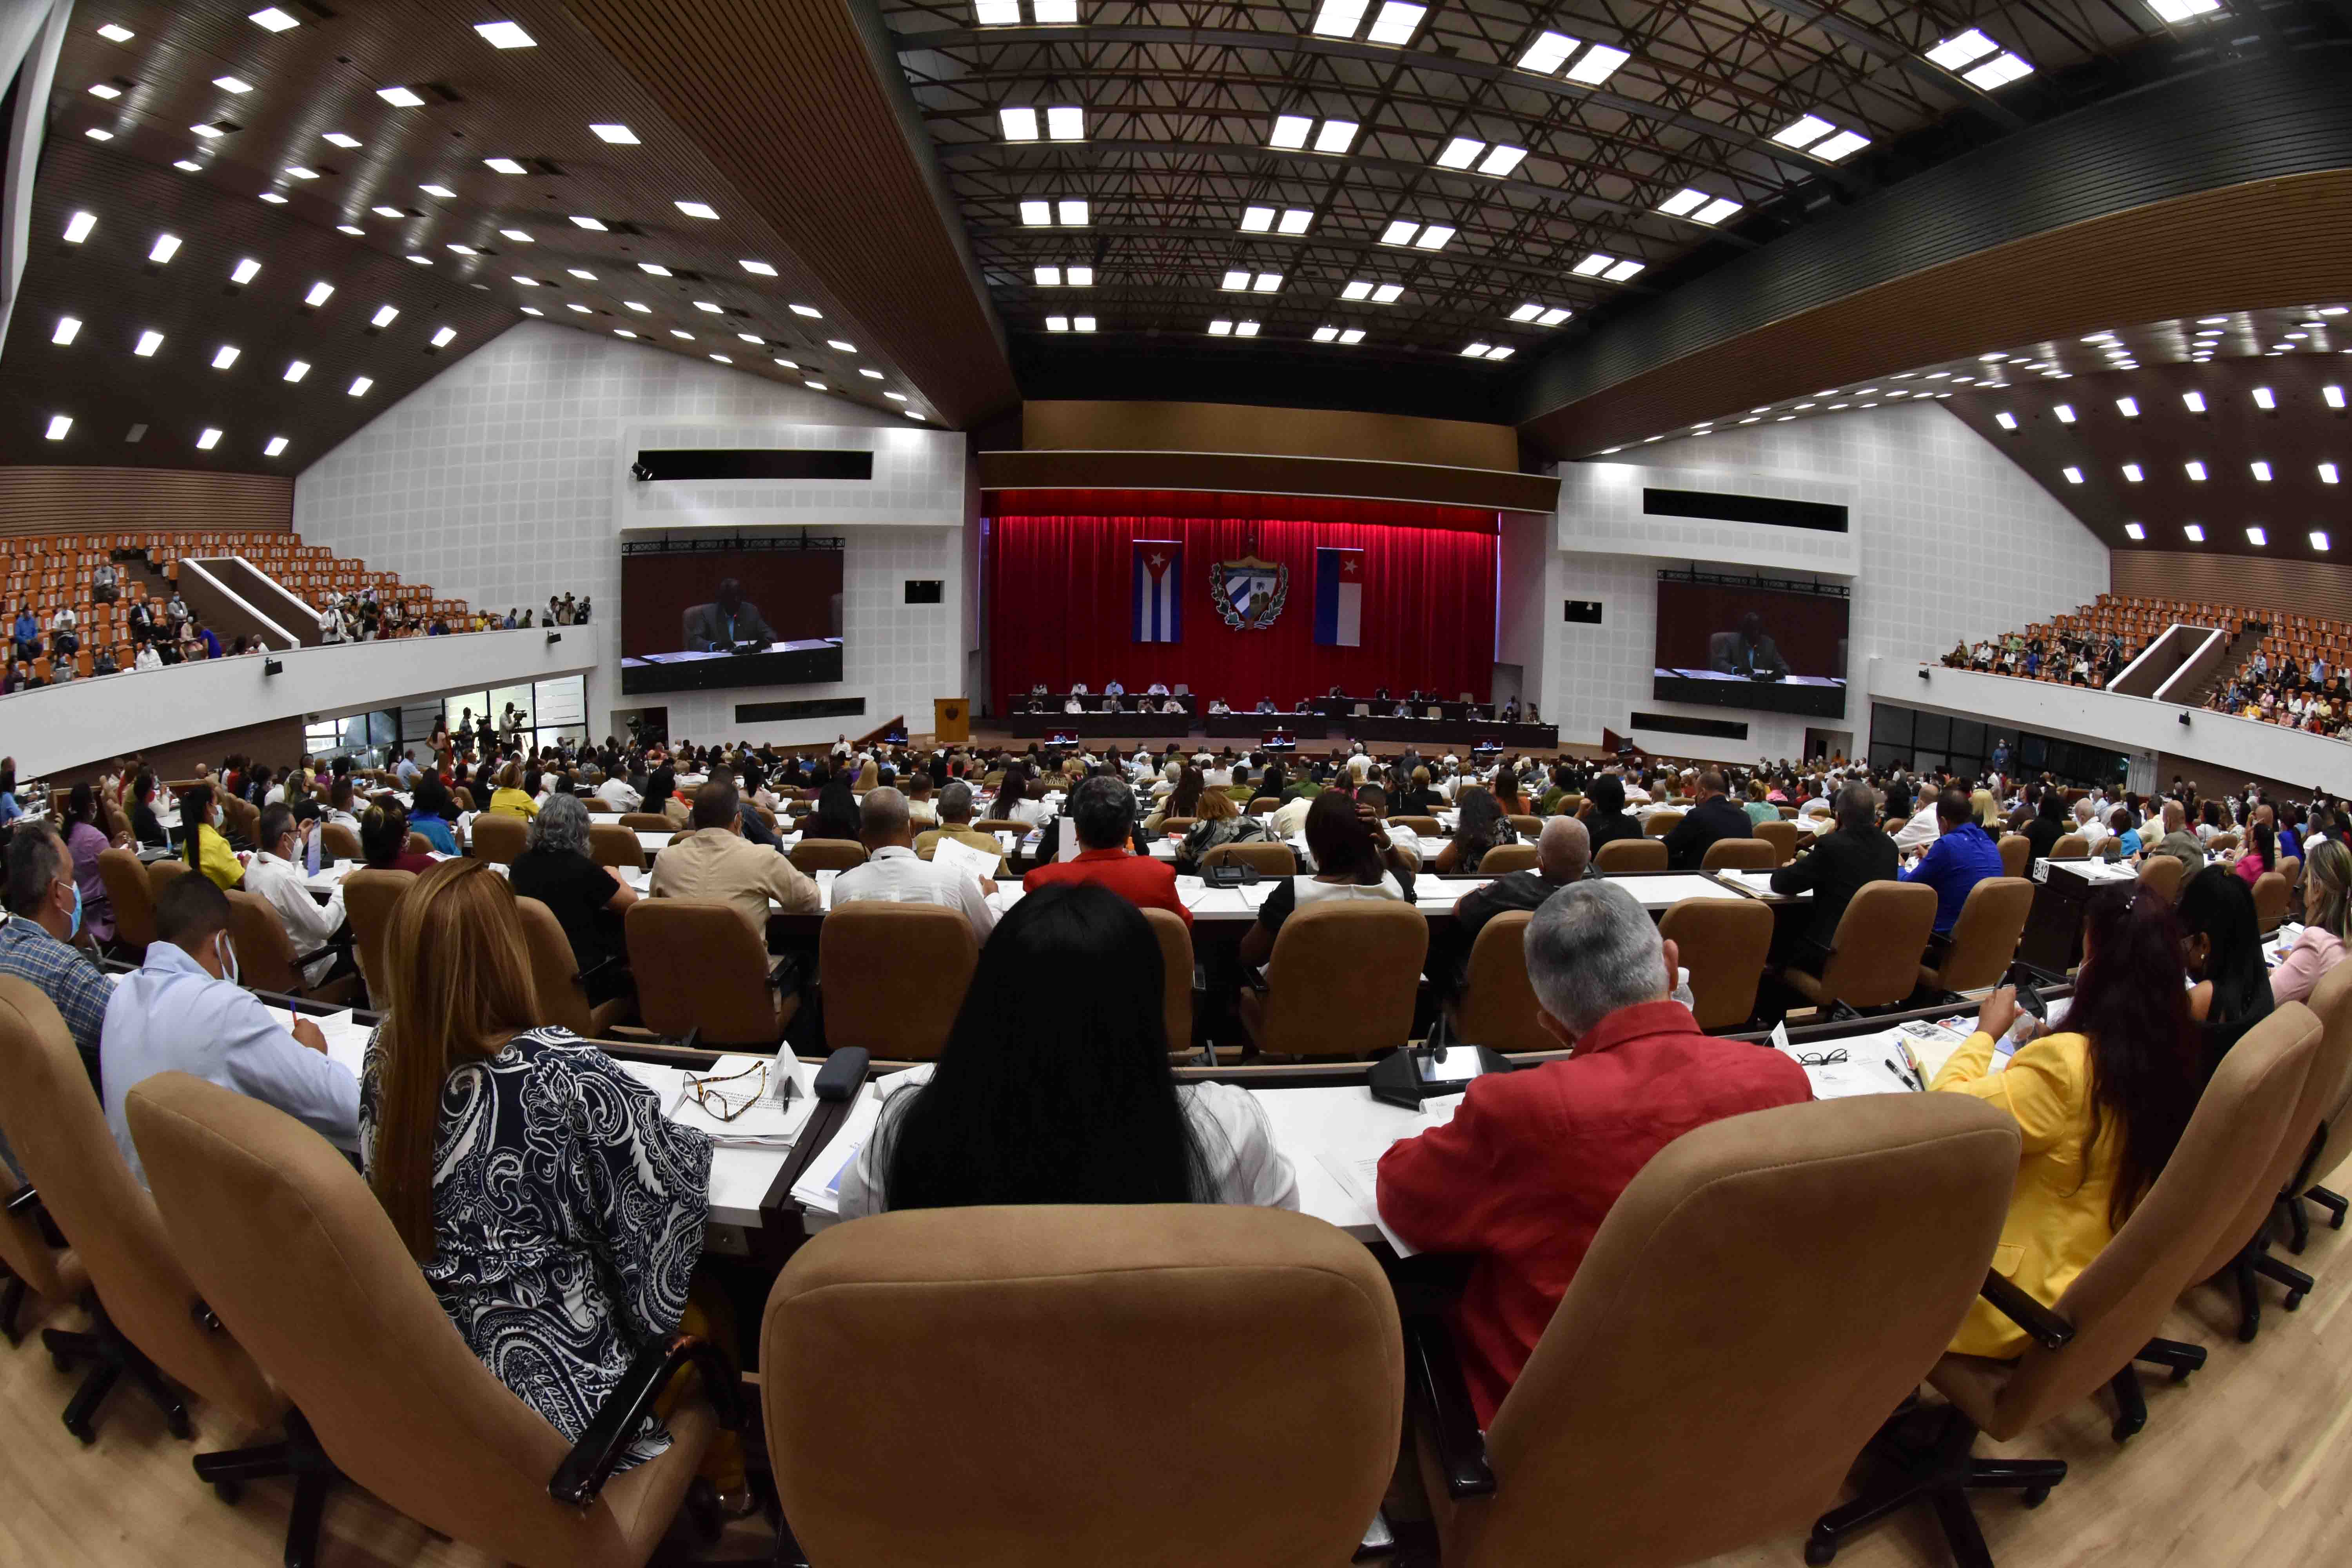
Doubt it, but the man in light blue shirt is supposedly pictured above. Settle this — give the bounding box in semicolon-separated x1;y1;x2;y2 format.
101;873;356;1187
395;750;421;790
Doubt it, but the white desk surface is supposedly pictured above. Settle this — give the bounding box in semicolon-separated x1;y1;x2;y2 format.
1250;1084;1454;1242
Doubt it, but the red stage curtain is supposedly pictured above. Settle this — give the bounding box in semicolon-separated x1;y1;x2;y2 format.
987;509;1499;709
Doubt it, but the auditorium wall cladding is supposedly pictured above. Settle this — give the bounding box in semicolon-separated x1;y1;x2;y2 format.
1525;399;2110;763
294;321;972;746
986;491;1501;709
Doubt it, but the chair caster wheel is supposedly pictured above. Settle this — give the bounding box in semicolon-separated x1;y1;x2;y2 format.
212;1480;243;1507
2285;1291;2305;1312
1805;1532;1838;1566
2021;1486;2051;1508
49;1350;72;1375
2237;1321;2258;1344
2171;1368;2194;1385
2111;1419;2141;1445
65;1417;94;1446
165;1407;192;1441
2332;1214;2345;1232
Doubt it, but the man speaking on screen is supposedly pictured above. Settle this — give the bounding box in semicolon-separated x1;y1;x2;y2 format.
682;578;779;652
1709;611;1790;681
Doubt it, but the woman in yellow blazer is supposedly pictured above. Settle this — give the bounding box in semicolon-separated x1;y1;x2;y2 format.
178;783;245;891
486;762;538;820
1932;888;2203;1357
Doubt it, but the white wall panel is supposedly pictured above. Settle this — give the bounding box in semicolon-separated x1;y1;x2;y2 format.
293;321;968;746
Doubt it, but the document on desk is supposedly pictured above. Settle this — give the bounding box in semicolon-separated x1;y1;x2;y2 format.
1414;879;1489;909
929;833;1001;886
1772;1021;1926;1100
666;1053;818;1148
1715;869;1795;897
305;1008;377;1081
1312;1092;1466;1259
792;1089;884;1216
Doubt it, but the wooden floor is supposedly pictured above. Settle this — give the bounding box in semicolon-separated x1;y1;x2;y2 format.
3;1180;2350;1567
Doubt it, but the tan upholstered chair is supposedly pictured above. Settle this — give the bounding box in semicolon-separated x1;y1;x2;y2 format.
0;979;285;1448
1139;907;1195;1056
2290;963;2352;1237
1813;1003;2320;1563
225;891;361;1005
467;812;527;866
818;902;977;1060
2251;870;2290;935
1450;911;1551;1053
1594;838;1667;873
586;822;646;871
1782;880;1938;1012
319;823;363;863
1642;809;1683;838
2209;831;2240;855
1476;843;1539;875
1997;833;2031;878
125;1073;729;1568
1415;1095;2018;1568
147;857;192;898
405;831;434;858
626;900;798;1048
1237;901;1427;1057
1702;837;1778;871
617;812;671;834
2138;855;2186;901
2049;832;2090;860
1753;819;1798;866
2188;968;2352;1342
970;818;1025;836
0;1159;82;1346
342;867;413;1005
1247;794;1283;814
1919;877;2036;994
220;794;260;849
1392;815;1443;838
515;897;632;1038
98;846;158;956
1658;897;1775;1030
789;838;868;875
1200;840;1299;876
1505;814;1543;839
764;1205;1400;1567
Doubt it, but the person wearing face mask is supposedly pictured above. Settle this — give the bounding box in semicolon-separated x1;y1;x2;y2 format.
241;805;353;989
0;824;114;1176
100;872;356;1188
178;782;245;891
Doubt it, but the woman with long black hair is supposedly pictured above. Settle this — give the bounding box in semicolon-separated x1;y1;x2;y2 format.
1435;785;1517;874
2176;865;2276;1077
177;782;242;889
1931;888;2205;1356
1238;791;1416;969
838;883;1296;1216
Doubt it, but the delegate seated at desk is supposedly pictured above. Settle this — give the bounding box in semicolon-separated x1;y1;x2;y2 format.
1709;613;1790;680
681;579;778;652
1377;881;1810;1423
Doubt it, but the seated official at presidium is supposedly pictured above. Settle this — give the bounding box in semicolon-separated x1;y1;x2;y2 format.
681;579;778;652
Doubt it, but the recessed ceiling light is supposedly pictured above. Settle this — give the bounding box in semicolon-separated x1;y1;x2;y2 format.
196;427;223;450
740;259;777;276
569;215;608;230
2185;460;2207;480
790;303;822;318
589;123;639;143
2122;463;2143;481
2322;463;2341;485
805;379;826;390
2246;526;2267;546
1042;265;1069;287
859;367;884;379
884;391;907;402
369;305;398;328
2062;466;2084;484
230;257;261;283
97;23;134;41
737;332;763;344
1208;319;1234;336
692;300;722;313
669;329;691;339
2182;523;2204;542
637;262;671;275
62;211;96;243
249;5;300;29
2123;522;2144;540
827;338;856;352
2115;396;2139;417
2325;385;2347;408
175;156;205;171
1046;315;1070;332
1061;198;1090;226
88;83;121;100
999;106;1039;141
190;122;224;138
484;157;528;174
2148;0;2220;19
212;75;253;94
1771;113;1835;148
773;357;799;370
1068;265;1094;286
83;128;115;141
675;200;719;219
519;306;542;316
405;254;430;265
336;223;364;235
2252;385;2277;409
303;281;333;305
474;20;536;47
147;233;181;263
2182;390;2207;412
623;300;651;313
284;166;321;181
370;205;405;219
444;243;478;256
431;326;456;347
2251;460;2272;481
264;435;289;456
44;414;71;441
283;359;309;381
348;376;372;396
133;329;163;356
321;132;361;149
565;302;592;314
709;353;733;363
376;85;425;106
566;267;596;279
614;329;637;339
419;183;456;199
903;409;924;421
2052;403;2076;423
211;344;239;368
51;316;81;345
257;192;288;204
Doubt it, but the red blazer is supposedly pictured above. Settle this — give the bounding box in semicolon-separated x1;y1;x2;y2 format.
1377;1000;1811;1423
1022;847;1192;928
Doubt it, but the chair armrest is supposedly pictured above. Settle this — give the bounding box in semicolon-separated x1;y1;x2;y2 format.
1404;1316;1495;1500
289;938;354;971
1979;1271;2074;1351
549;1333;746;1508
4;1184;42;1218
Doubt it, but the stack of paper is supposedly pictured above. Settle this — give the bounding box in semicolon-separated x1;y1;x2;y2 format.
930;833;1001;886
305;1008;378;1081
792;1090;883;1215
662;1053;818;1148
1770;1021;1926;1100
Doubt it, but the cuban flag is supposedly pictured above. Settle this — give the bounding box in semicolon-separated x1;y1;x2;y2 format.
1132;540;1183;642
1314;546;1363;646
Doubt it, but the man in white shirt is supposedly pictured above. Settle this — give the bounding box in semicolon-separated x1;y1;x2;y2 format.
2072;799;2109;853
319;604;346;644
1159;695;1183;713
1204;759;1234;789
394;750;421;790
1893;794;1942;853
1070;682;1089;696
829;788;996;943
1207;698;1230;715
103;873;354;1187
1146;682;1169;696
593;772;642;811
133;643;163;672
1063;695;1085;714
243;806;349;988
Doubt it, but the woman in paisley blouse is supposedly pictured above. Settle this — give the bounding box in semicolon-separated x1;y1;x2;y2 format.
359;858;739;1494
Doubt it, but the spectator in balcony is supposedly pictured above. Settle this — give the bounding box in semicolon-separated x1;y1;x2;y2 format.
576;596;591;624
319;603;346;644
91;646;118;677
194;621;221;660
165;590;188;632
549;595;566;627
12;604;38;663
132;642;163;673
92;561;118;605
47;603;78;660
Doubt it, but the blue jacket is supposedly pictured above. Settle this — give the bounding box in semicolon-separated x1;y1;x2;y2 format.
1900;820;2005;935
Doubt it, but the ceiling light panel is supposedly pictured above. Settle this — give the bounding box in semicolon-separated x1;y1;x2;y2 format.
474;20;536;47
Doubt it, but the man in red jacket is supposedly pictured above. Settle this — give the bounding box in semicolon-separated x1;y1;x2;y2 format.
1020;775;1191;928
1377;879;1809;1424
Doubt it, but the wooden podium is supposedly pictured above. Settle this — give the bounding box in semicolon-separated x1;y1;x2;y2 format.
933;696;970;744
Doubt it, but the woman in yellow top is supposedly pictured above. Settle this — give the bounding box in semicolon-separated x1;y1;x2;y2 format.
486;761;538;820
178;782;244;890
1931;888;2203;1357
